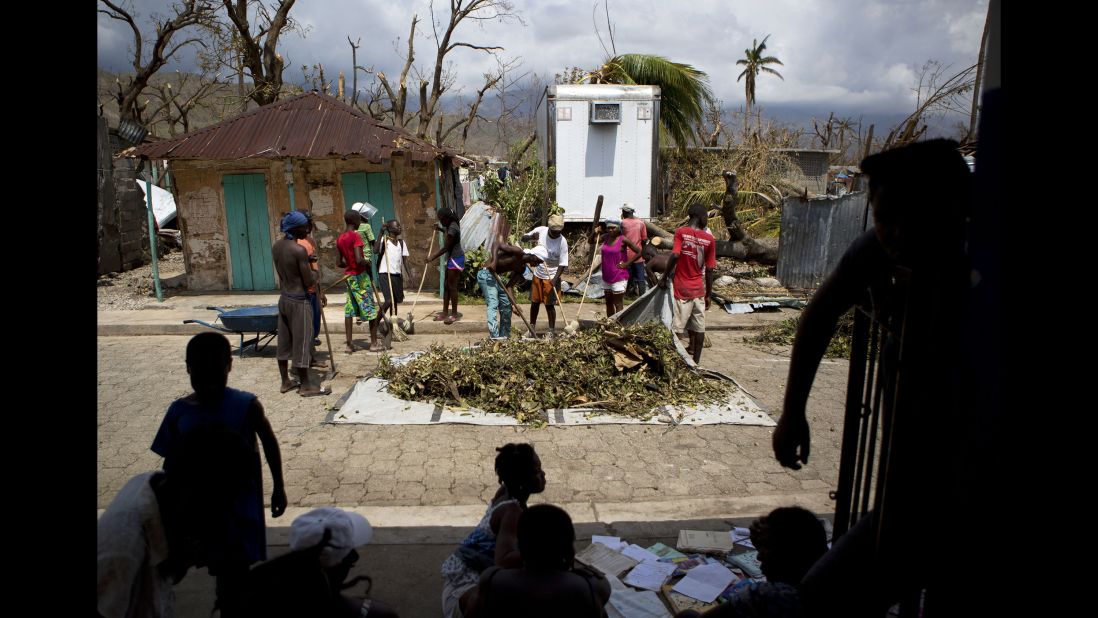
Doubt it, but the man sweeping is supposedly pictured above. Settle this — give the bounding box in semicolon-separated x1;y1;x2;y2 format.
521;214;569;338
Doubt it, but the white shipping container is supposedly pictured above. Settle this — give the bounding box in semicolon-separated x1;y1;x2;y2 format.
535;84;660;222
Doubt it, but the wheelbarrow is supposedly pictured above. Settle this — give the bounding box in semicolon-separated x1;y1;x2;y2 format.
183;306;279;358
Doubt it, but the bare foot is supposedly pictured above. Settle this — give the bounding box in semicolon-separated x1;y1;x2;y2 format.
309;360;328;369
280;380;301;394
345;342;356;354
367;343;386;352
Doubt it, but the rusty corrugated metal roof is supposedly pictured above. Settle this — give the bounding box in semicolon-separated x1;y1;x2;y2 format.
126;91;454;163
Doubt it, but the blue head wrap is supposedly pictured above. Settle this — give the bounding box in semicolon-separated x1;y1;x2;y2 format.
603;217;622;228
280;211;309;238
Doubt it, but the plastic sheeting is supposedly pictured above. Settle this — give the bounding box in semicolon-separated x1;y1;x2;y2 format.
135;180;177;227
326;376;774;427
459;201;495;254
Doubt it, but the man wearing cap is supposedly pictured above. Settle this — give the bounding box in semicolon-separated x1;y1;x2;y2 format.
272;211;327;396
620;203;649;297
520;214;569;338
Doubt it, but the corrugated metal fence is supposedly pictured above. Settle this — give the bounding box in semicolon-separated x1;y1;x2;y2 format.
777;191;873;290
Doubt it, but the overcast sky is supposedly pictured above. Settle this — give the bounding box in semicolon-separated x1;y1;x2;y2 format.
98;0;988;123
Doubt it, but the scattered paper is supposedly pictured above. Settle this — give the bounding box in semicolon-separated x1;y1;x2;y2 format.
621;544;661;563
736;539;755;549
576;542;640;577
727;550;764;578
671;563;737;603
677;530;735;553
592;535;622;548
730;527;751;543
647;543;687;561
605;575;672;618
623;561;678;591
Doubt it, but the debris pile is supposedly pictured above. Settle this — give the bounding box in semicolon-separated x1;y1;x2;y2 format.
377;322;733;422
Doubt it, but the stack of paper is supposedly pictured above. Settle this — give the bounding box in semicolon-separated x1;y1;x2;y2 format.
576;542;639;577
646;542;687;561
621;544;662;563
726;549;764;578
676;530;735;553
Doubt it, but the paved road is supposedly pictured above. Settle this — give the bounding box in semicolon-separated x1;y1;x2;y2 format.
98;330;849;513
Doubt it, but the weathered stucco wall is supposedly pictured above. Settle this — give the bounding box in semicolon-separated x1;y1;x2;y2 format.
169;155;441;291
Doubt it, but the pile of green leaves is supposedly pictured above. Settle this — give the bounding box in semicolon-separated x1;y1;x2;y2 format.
376;322;732;422
748;309;855;359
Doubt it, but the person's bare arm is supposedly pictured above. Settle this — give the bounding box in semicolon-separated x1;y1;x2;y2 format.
296;245;317;289
428;229;458;262
250;400;287;517
704;269;716;309
661;253;680;288
354;245;367;271
619;237;643;269
491;503;524;568
774;249;867;470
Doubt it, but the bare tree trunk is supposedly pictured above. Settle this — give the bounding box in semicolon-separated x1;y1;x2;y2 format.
969;3;991;140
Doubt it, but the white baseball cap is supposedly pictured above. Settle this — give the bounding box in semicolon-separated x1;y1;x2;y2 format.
289;507;374;567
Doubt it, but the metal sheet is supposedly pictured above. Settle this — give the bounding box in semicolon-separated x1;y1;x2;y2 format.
777;192;871;290
128;92;452;163
459;201;496;254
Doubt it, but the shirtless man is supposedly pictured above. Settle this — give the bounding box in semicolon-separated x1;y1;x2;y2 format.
476;215;545;339
272;211;327;396
643;237;672;286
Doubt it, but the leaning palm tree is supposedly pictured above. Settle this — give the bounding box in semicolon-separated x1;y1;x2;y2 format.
587;54;714;150
736;35;784;120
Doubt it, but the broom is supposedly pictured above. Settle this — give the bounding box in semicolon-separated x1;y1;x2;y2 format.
403;229;436;334
379;217;408;342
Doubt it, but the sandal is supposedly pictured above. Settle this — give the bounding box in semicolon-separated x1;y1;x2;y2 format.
280;380;301;394
299;386;332;398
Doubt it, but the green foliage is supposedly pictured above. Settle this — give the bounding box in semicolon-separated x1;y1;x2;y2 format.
748;310;855;359
592;54;714;150
481;163;559;233
457;246;489;297
376;322;733;422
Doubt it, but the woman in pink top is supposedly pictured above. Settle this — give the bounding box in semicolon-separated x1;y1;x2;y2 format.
597;218;642;317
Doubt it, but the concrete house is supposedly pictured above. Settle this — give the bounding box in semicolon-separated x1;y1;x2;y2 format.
128;91;460;292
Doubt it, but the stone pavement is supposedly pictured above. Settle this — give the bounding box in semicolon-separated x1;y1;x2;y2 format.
98;323;849;617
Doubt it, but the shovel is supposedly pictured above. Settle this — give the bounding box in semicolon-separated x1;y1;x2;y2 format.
403;230;436;334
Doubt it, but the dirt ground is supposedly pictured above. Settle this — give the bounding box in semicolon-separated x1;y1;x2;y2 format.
97;249;186;310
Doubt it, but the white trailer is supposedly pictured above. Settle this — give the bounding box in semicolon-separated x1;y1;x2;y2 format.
535;84;661;222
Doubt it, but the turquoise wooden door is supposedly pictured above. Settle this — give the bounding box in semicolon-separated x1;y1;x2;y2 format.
223;174;276;290
341;172;396;280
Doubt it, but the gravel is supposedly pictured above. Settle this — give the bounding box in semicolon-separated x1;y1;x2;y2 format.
97;250;185;311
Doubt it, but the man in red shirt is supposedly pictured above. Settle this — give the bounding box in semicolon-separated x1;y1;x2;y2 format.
337;210;381;353
620;203;649;297
661;203;716;364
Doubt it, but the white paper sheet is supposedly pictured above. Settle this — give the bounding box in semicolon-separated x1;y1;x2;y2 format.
671;563;737;603
605;575;673;618
623;561;678;591
592;535;622;548
621;544;662;563
730;527;751;543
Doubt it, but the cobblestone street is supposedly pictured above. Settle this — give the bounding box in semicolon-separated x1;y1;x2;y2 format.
97;331;849;512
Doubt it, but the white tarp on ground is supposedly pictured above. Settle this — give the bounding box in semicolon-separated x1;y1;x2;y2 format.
327;286;776;427
135;180;177;227
326;377;773;426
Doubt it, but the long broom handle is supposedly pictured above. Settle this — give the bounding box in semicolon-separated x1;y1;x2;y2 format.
492;270;536;337
380;218;398;318
575;241;603;320
408;231;436;316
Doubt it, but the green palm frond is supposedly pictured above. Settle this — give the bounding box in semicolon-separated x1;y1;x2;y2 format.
596;53;714;150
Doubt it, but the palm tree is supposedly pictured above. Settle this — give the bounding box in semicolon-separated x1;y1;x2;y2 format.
736;35;784;120
588;54;714;150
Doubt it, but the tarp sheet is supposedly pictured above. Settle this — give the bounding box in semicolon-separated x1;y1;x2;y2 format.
135;180;177;227
328;290;775;427
459;201;495;254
